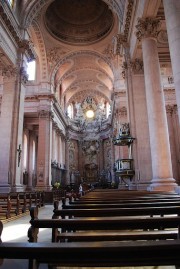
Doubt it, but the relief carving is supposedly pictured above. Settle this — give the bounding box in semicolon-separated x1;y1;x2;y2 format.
2;66;18;79
130;58;143;74
122;58;143;76
166;105;173;115
157;30;168;44
39;110;50;119
47;47;67;67
112;34;127;56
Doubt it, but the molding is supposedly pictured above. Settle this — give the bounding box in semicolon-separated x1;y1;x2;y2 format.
123;0;134;42
67;89;109;105
59;66;113;85
51;50;114;86
31;21;48;80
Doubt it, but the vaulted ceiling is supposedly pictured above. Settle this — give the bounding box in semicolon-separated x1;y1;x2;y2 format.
22;0;169;107
25;0;124;105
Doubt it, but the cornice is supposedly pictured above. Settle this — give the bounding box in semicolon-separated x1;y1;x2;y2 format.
67;89;109;105
25;93;54;101
53;101;69;127
163;88;175;93
0;2;36;61
24;0;124;28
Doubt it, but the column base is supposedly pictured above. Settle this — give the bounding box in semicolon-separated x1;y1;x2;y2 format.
147;178;178;192
0;184;11;193
11;184;25;192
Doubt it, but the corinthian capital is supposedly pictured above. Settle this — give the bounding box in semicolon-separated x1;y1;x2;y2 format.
135;17;161;41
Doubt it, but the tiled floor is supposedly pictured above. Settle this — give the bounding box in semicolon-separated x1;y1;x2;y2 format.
0;204;176;269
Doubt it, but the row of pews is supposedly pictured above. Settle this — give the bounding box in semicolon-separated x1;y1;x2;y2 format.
0;191;44;220
1;189;180;268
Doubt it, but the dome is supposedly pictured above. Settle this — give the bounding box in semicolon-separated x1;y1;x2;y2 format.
44;0;114;45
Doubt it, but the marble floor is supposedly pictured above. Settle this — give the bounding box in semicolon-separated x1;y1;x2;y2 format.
0;204;176;269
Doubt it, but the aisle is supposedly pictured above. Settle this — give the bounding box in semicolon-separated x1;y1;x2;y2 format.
1;204;54;243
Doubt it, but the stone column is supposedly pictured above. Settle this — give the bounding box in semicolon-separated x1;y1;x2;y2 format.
110;137;115;184
65;137;70;185
163;0;180;125
166;105;179;183
61;133;66;168
130;59;152;187
0;67;16;192
36;110;51;190
27;130;34;190
13;68;27;191
136;17;177;191
51;123;56;162
60;134;64;166
99;140;104;174
122;54;141;188
0;65;27;192
56;130;61;165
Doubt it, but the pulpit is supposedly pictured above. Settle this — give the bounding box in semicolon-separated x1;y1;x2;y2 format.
113;123;135;189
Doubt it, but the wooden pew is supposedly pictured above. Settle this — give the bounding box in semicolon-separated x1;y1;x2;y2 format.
1;215;180;268
81;189;180;198
51;201;180;242
28;207;180;243
0;194;11;219
63;190;180;203
18;191;44;214
62;200;180;209
70;195;180;202
9;192;21;216
53;204;180;219
0;192;44;220
62;190;180;209
36;191;45;207
0;240;180;269
64;189;180;206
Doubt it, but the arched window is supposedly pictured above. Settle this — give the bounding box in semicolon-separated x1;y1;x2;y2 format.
7;0;14;8
106;102;111;118
27;60;36;81
67;104;74;119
